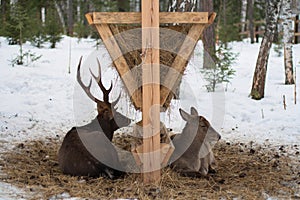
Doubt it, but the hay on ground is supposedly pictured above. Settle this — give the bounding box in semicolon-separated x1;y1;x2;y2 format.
0;136;299;199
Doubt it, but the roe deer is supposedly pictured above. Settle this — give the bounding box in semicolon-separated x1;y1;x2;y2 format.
58;57;131;178
169;107;221;177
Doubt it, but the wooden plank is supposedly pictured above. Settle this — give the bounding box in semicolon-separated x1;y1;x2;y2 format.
133;143;174;169
161;12;208;24
142;0;161;184
85;13;94;25
160;24;206;106
160;13;215;106
94;23;141;108
86;12;208;24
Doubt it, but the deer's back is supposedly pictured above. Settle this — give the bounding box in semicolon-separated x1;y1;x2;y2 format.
58;126;122;178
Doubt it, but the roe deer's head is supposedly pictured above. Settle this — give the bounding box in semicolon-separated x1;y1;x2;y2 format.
179;107;221;144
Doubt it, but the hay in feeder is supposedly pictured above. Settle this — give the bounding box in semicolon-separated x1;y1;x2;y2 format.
0;135;299;199
108;24;193;109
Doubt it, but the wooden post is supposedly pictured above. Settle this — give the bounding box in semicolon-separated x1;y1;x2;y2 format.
142;0;160;184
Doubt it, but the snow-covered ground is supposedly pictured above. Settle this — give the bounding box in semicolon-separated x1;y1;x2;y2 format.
0;36;299;199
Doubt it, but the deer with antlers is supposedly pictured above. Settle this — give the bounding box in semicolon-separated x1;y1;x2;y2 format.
169;107;221;177
58;57;131;178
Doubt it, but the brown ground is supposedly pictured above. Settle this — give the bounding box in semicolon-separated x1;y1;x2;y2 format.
0;135;299;200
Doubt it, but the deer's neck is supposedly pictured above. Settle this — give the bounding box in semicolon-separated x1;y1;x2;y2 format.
94;116;114;141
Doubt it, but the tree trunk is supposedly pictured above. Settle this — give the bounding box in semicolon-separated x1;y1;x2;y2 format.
282;0;295;84
273;1;283;44
200;0;215;68
67;0;73;36
130;0;141;11
241;0;247;32
222;0;226;39
41;7;46;25
168;0;196;12
250;0;281;100
295;15;300;44
292;1;299;43
54;1;67;34
77;0;81;23
247;0;255;43
1;0;8;25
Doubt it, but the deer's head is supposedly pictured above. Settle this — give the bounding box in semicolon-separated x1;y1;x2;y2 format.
76;57;131;137
179;107;221;143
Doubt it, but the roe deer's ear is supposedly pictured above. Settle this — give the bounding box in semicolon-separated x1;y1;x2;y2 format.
190;107;198;116
179;108;192;122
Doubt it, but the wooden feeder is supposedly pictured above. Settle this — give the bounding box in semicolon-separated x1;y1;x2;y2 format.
85;0;215;184
131;120;175;169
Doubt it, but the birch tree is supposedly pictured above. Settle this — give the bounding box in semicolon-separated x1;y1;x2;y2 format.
247;0;255;43
250;0;281;100
281;0;295;84
76;0;81;23
168;0;196;12
241;0;247;32
54;0;66;34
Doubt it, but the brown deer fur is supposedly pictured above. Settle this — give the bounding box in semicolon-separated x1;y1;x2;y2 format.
58;57;131;178
169;107;221;177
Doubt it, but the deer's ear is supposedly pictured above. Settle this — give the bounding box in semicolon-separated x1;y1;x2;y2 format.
190;107;198;116
179;108;192;121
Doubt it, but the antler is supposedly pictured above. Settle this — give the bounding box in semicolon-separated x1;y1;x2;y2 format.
77;57;121;109
77;57;106;109
77;57;99;103
89;58;113;103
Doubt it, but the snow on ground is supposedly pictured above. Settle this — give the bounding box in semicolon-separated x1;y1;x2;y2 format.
0;36;299;198
221;41;300;145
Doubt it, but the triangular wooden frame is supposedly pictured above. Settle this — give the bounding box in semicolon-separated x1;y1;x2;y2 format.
85;12;216;110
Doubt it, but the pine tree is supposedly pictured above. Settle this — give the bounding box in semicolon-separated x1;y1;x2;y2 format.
215;0;242;44
5;2;29;45
0;0;9;36
9;3;29;64
202;43;237;92
45;3;63;48
29;1;48;48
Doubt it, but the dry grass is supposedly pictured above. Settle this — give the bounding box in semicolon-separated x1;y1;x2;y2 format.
0;136;299;200
108;24;193;110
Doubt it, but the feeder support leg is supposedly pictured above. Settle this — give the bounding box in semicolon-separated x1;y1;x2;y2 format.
142;0;160;184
